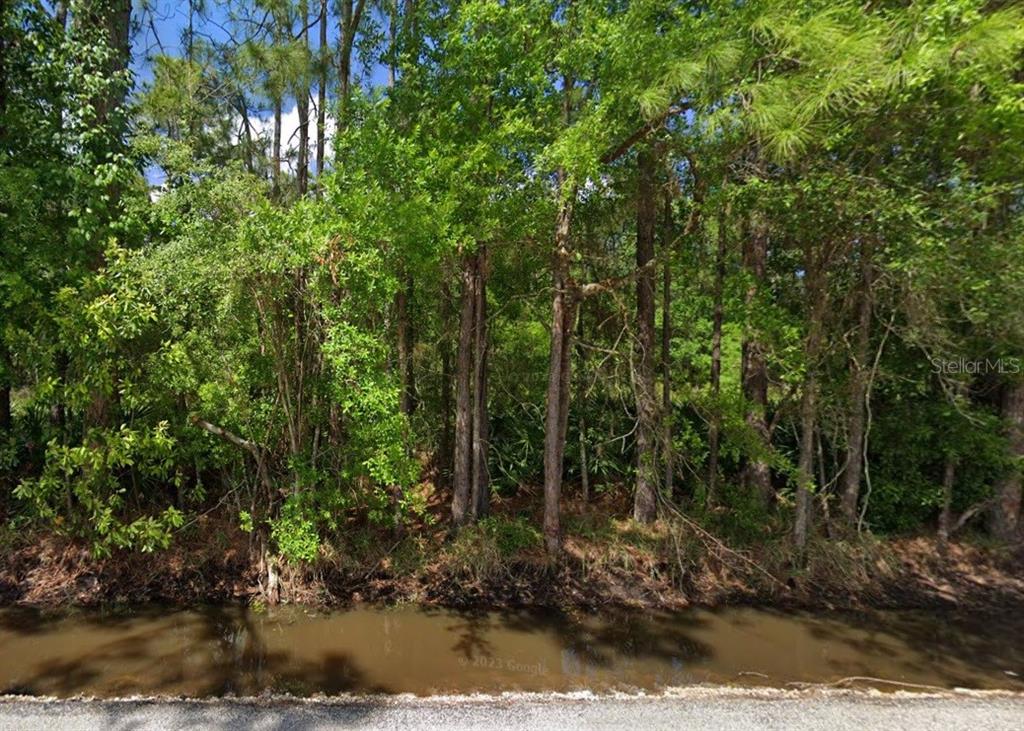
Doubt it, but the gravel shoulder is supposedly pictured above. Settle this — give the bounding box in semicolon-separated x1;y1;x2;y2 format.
2;689;1023;730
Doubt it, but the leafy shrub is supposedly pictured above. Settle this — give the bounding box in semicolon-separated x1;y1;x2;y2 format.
14;422;185;556
478;515;541;556
271;498;322;563
445;516;541;582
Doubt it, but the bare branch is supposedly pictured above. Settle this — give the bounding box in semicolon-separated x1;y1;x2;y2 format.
600;105;689;165
191;416;260;459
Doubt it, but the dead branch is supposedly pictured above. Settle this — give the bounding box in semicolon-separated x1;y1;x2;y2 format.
656;492;787;589
190;416;276;496
192;417;261;458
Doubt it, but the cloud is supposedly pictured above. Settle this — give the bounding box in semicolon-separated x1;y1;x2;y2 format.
235;101;336;175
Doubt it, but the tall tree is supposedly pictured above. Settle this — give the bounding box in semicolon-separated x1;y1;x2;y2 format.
315;0;328;183
451;247;490;525
990;381;1024;541
840;240;873;525
337;0;365;129
296;0;310;195
740;213;773;503
706;205;727;503
632;146;659;523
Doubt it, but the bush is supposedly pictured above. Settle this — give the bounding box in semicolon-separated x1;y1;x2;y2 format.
445;516;541;582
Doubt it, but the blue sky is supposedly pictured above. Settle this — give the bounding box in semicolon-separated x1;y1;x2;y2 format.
132;1;392;184
133;1;391;94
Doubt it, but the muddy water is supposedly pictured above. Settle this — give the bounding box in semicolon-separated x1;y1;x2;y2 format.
0;605;1021;697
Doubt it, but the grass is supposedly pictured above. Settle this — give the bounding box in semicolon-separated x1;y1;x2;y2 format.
442;516;543;583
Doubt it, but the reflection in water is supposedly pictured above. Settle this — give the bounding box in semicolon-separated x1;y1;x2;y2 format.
0;604;1021;697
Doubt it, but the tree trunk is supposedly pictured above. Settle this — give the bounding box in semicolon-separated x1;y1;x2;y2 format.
841;245;873;525
85;0;130;130
938;457;956;551
339;1;352;124
576;305;590;504
543;195;575;554
315;0;327;185
50;350;68;434
470;246;490;519
990;381;1024;541
338;0;365;132
439;277;454;486
451;248;489;524
707;210;727;503
75;1;130;436
297;98;309;195
0;383;10;434
54;2;69;29
296;1;310;196
795;252;826;551
795;375;816;551
396;275;416;416
632;148;658;524
741;217;772;503
451;253;476;526
0;343;10;437
272;99;282;197
661;196;674;499
236;96;257;174
542;78;577;554
386;0;397;89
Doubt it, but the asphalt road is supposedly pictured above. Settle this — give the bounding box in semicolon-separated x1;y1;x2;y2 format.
1;689;1022;730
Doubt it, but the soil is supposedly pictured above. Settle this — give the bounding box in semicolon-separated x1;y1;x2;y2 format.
2;510;1022;618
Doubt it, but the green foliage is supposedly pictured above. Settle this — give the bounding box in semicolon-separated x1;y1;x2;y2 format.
271;497;322;563
478;516;543;557
2;0;1022;572
14;423;185;556
445;515;541;581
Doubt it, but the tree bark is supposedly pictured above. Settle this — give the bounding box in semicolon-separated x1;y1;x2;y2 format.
470;246;490;519
439;277;454;485
451;248;489;524
795;249;826;551
990;381;1024;541
741;217;772;503
386;0;397;89
938;457;956;551
632;148;659;524
0;383;10;434
296;1;310;196
338;0;366;129
451;253;476;526
542;77;577;554
315;0;327;185
543;194;576;554
50;350;68;433
707;210;727;503
576;305;590;504
795;376;817;551
661;196;674;499
0;345;9;439
236;96;257;174
272;98;282;198
841;244;873;525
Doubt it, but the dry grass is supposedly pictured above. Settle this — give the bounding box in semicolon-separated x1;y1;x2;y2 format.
2;499;1022;615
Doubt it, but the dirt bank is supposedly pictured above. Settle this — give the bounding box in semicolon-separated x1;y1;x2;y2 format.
1;505;1022;616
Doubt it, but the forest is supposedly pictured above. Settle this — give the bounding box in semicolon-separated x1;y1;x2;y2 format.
1;0;1023;609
